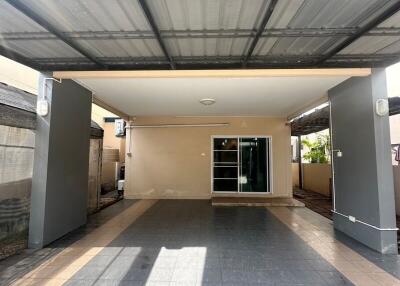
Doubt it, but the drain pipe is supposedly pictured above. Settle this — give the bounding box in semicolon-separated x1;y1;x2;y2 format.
328;101;337;212
297;135;303;189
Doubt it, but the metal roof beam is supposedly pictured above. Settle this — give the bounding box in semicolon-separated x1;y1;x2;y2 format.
242;0;278;67
316;1;400;65
25;53;400;70
5;27;400;41
138;0;175;69
31;54;398;65
5;0;105;69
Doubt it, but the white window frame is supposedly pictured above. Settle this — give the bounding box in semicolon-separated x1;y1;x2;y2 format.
211;135;273;194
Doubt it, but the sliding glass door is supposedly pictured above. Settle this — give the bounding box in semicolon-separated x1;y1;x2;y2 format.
212;136;271;193
239;138;269;193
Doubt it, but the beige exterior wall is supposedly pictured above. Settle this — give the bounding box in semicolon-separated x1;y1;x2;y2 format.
302;163;332;196
125;116;292;199
292;163;300;188
0;56;39;94
91;105;117;128
102;122;125;163
103;122;121;149
101;122;125;190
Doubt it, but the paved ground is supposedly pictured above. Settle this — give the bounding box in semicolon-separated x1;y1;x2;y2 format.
293;188;400;255
0;199;400;286
293;188;332;219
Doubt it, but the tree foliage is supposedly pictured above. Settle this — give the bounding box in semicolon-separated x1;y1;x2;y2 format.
302;134;330;163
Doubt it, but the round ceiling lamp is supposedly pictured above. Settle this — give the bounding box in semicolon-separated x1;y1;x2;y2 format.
199;98;216;106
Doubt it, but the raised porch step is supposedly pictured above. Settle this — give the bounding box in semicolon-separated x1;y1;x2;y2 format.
211;197;305;207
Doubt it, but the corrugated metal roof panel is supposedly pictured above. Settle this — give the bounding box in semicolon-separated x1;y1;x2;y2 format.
147;0;267;57
254;37;347;56
267;0;388;29
147;0;269;31
377;39;400;54
75;39;164;58
338;36;400;54
0;1;44;33
165;37;250;57
3;40;83;59
0;0;399;69
18;0;151;32
378;10;400;27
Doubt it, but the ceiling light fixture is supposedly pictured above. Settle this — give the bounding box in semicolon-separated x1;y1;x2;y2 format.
199;98;216;106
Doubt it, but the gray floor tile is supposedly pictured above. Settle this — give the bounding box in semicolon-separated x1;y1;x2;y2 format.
172;267;202;283
72;266;107;280
147;267;174;282
221;269;250;283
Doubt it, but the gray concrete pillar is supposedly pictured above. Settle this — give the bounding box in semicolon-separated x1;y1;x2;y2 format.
329;69;397;254
29;75;92;248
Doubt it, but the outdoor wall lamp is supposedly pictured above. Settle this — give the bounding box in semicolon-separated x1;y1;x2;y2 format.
332;149;343;157
376;98;389;116
36;77;62;117
36;99;49;116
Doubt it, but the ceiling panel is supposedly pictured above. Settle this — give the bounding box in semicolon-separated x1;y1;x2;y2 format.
77;75;349;117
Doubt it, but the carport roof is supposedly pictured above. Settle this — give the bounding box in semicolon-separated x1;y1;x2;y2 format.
291;97;400;136
1;0;400;71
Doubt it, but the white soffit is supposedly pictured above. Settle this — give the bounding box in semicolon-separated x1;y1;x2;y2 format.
76;75;350;117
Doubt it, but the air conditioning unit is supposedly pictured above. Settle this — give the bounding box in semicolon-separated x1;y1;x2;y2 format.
115;119;126;137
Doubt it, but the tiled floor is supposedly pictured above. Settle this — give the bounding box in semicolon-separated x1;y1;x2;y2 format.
0;199;399;286
293;188;400;274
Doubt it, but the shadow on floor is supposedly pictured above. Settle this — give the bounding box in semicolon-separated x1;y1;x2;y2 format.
0;199;136;285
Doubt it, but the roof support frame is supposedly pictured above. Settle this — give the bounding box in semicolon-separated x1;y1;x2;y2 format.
5;0;105;69
31;54;399;69
316;1;400;65
4;27;400;41
242;0;278;67
138;0;175;70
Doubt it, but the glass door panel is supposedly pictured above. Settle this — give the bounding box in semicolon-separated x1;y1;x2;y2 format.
212;137;270;193
213;138;238;192
213;151;237;165
213;138;238;150
239;138;269;193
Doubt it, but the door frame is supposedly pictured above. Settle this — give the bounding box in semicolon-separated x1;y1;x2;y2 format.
210;135;273;195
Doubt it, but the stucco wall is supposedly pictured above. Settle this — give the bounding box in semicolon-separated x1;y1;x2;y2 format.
125;117;291;199
302;163;332;197
292;163;300;188
29;78;92;248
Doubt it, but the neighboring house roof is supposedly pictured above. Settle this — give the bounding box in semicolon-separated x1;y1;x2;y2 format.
0;1;400;70
90;120;104;139
291;97;400;136
0;82;103;138
0;82;35;112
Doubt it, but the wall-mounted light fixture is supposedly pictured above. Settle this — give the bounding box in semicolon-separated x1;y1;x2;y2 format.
199;98;216;106
36;99;49;116
332;149;343;158
376;98;389;116
37;77;61;117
